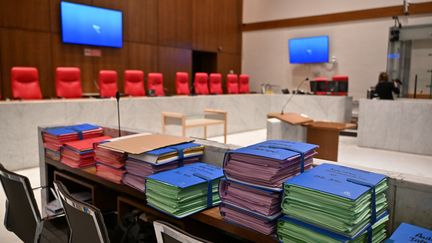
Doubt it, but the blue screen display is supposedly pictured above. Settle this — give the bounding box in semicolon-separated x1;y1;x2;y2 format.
61;1;122;48
289;36;329;64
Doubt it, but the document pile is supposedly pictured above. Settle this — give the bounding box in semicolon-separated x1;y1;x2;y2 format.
387;223;432;243
61;136;111;168
146;163;223;218
124;142;204;192
94;141;127;184
220;140;318;235
278;163;389;243
43;124;104;160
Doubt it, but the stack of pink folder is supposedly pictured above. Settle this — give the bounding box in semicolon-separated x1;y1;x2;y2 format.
61;136;111;168
220;140;318;235
94;142;126;184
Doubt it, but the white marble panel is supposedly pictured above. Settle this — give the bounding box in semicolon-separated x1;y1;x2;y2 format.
267;118;307;142
398;101;432;155
358;100;402;151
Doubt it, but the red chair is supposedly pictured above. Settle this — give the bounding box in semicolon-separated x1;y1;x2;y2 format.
11;67;43;100
124;70;145;97
55;67;82;98
147;73;165;96
226;74;239;94
209;73;223;94
98;70;118;98
239;74;250;94
175;72;190;95
194;72;209;95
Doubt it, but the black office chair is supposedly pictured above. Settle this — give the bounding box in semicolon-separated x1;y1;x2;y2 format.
54;181;110;243
0;163;47;243
153;221;212;243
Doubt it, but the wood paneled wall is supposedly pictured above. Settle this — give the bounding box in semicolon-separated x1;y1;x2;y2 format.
0;0;242;98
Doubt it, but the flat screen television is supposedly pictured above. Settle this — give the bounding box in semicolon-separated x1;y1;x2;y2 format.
289;36;329;64
60;1;123;48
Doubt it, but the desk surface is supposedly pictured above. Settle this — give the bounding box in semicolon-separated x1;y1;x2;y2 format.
43;157;277;243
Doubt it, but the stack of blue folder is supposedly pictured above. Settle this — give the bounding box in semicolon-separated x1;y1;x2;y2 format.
220;140;318;235
145;162;223;218
278;163;389;242
123;142;204;192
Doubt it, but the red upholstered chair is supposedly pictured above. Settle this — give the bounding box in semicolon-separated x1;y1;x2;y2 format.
226;74;239;94
239;74;250;94
98;70;118;98
124;70;145;97
332;75;349;96
194;72;209;95
11;67;43;100
175;72;190;95
209;73;223;94
55;67;82;98
147;73;165;96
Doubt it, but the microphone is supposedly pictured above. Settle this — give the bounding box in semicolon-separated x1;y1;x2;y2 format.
115;91;121;137
280;77;309;115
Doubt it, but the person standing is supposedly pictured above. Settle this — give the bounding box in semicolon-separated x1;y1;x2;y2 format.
375;72;400;100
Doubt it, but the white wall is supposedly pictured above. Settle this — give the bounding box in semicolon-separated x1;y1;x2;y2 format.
242;0;432;99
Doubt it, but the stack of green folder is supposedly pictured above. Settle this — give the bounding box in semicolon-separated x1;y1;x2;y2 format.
278;163;389;242
145;163;223;218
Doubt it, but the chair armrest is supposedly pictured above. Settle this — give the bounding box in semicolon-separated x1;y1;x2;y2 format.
204;108;226;115
162;111;185;119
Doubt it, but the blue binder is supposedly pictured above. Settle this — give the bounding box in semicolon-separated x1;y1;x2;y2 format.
44;123;101;136
146;162;223;189
386;223;432;243
284;163;387;201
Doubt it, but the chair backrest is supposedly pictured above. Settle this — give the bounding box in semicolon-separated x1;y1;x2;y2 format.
147;73;165;96
238;74;250;94
209;73;223;95
226;74;239;94
153;221;211;243
98;70;118;98
332;75;349;82
0;163;43;243
194;72;209;95
54;181;110;243
56;67;83;98
175;72;190;95
124;70;145;97
11;67;43;100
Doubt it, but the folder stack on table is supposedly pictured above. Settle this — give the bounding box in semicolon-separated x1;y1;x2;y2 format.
42;123;104;160
61;135;111;168
220;140;318;235
94;141;127;184
146;162;223;218
123;142;204;192
278;163;389;243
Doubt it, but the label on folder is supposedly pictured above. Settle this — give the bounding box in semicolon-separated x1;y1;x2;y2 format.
285;163;387;200
387;223;432;243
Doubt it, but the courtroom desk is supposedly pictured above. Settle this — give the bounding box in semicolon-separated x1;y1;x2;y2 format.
358;99;432;155
39;151;276;241
1;94;352;170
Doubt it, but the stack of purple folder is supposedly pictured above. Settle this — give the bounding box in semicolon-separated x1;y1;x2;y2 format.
123;142;204;192
220;140;318;235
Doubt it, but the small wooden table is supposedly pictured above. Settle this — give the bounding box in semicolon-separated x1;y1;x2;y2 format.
162;108;227;143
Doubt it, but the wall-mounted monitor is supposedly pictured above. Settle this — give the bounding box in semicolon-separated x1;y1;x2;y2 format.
289;36;329;64
60;1;123;48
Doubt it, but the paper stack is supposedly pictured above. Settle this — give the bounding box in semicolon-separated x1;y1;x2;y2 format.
278;163;389;242
94;141;127;184
123;142;204;192
387;223;432;243
43;124;104;160
61;136;111;168
220;140;318;235
146;163;223;218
